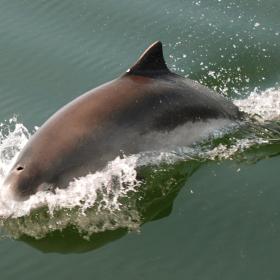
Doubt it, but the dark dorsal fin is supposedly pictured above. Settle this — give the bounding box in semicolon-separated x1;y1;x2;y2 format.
125;41;171;77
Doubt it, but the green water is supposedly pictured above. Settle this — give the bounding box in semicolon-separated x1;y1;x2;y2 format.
0;0;280;279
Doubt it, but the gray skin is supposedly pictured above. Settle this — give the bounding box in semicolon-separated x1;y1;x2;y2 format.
4;41;242;200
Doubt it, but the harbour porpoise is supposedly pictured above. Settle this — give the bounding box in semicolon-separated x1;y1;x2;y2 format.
3;41;242;200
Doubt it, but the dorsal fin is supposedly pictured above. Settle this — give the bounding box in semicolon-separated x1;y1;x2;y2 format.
125;41;171;77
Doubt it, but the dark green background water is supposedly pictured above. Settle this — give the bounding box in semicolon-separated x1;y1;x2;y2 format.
0;0;279;279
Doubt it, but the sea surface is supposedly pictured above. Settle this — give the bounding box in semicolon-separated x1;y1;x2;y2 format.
0;0;279;279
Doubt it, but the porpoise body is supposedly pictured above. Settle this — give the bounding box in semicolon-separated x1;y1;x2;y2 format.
4;41;242;200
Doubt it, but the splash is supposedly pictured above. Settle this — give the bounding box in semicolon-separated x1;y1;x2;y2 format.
234;88;280;121
0;155;142;239
0;116;30;177
0;88;279;240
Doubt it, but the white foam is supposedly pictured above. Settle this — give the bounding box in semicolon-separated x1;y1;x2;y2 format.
234;88;280;121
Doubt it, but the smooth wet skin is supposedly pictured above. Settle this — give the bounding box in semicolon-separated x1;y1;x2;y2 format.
3;41;242;200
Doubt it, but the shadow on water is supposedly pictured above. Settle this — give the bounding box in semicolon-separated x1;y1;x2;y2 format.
20;227;128;254
16;159;201;254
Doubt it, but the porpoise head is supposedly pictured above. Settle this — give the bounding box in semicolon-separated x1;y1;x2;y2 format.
3;153;54;201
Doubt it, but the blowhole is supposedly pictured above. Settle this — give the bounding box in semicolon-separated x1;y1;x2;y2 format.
16;166;24;171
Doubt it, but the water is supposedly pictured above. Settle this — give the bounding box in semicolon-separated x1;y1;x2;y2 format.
0;0;279;279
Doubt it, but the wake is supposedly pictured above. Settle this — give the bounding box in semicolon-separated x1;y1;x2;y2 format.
0;87;279;239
